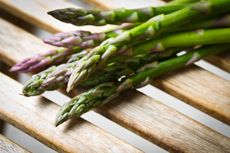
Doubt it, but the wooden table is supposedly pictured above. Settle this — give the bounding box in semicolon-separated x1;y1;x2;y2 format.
0;0;229;152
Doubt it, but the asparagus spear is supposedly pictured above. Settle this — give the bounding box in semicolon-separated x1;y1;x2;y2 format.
132;28;230;55
56;82;118;126
43;30;102;48
23;28;230;96
10;47;82;73
44;14;230;49
22;48;180;96
13;24;137;73
48;3;191;26
169;14;230;33
55;44;230;126
12;13;230;74
22;50;89;96
67;27;230;91
12;24;136;73
81;48;180;87
67;0;230;92
43;14;230;60
13;22;139;73
44;22;137;48
43;27;126;48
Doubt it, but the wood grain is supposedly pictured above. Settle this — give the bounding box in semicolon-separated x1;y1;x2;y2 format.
1;16;230;153
99;90;230;153
0;62;19;133
0;72;141;153
206;52;230;72
153;66;230;124
0;134;29;153
0;18;53;66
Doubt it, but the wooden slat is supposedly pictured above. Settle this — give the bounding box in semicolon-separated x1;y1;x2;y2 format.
0;134;29;153
0;72;141;153
0;62;19;133
153;66;230;124
1;17;230;153
86;0;230;124
0;0;115;33
99;90;230;153
206;53;230;72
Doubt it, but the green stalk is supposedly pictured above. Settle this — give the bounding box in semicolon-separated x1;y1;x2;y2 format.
23;48;180;96
56;44;230;126
121;45;230;88
111;0;230;46
133;28;230;55
22;49;91;96
81;48;181;87
48;3;191;26
44;23;137;48
169;14;230;33
45;14;230;49
67;0;230;91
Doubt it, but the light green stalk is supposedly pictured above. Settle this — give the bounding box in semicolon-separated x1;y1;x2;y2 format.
67;23;230;91
48;3;191;26
56;44;230;126
23;48;180;96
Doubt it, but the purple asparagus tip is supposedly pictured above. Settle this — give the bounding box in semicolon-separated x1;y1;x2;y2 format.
10;48;72;73
43;30;106;48
43;30;92;48
10;57;41;73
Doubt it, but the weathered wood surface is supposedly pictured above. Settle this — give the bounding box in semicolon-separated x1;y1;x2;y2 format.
1;17;230;153
0;62;19;134
206;53;230;72
153;66;230;124
0;72;141;153
0;134;30;153
99;90;230;153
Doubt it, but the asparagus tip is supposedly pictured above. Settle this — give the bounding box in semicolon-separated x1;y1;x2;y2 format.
9;58;33;73
66;70;79;92
48;10;65;22
9;66;18;72
48;8;86;23
66;83;73;93
67;69;85;92
55;114;69;127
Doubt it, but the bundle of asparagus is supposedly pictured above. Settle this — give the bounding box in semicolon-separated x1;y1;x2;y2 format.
11;0;230;126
